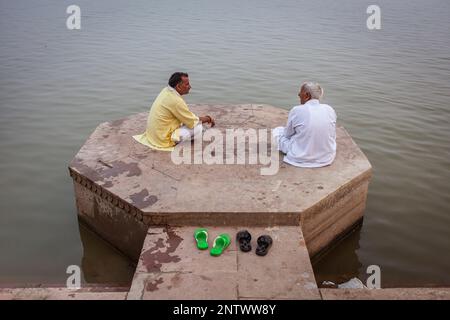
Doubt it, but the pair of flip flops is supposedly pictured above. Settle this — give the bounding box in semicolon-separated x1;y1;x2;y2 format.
194;228;231;256
236;230;273;256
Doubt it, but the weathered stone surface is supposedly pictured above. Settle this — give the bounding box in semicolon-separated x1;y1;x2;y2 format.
135;227;238;275
320;288;450;300
128;226;320;300
236;226;319;299
4;284;449;300
141;272;239;300
69;104;372;259
0;287;127;300
73;180;148;261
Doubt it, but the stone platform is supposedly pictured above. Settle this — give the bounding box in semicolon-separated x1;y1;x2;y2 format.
320;288;450;300
127;226;319;300
0;286;128;300
68;104;372;261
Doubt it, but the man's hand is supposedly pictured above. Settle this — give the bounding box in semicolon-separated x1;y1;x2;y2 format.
199;115;215;127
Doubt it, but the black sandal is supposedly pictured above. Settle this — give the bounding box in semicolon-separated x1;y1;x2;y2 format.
236;230;252;252
255;235;273;256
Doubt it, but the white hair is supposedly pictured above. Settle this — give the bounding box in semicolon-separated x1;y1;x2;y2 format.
301;82;324;100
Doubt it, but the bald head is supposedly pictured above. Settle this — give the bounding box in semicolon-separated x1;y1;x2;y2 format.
299;82;324;104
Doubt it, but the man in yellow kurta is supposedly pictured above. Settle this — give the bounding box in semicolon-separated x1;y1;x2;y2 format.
133;72;215;151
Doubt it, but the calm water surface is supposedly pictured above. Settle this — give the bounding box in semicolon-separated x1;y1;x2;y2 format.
1;0;449;286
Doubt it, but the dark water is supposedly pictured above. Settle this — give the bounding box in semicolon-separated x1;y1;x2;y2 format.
1;0;449;286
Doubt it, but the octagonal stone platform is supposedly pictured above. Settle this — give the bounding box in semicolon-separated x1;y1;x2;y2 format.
69;104;372;261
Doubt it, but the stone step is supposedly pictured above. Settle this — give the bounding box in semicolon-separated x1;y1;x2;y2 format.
127;226;320;300
0;286;128;300
320;288;450;300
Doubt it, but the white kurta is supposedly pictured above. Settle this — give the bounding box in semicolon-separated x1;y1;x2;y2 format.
274;99;337;168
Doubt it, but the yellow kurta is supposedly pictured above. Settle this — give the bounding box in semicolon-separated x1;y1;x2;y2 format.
133;87;199;151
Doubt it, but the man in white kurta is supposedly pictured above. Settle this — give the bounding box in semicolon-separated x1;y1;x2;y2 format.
274;82;337;168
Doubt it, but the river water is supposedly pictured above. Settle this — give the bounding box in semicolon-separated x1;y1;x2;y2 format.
1;0;449;287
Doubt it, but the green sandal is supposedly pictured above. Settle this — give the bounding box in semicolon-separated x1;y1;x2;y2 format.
210;234;231;256
194;228;209;250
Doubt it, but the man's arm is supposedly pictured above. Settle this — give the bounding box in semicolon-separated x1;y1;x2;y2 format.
172;101;215;128
171;101;201;129
283;109;297;139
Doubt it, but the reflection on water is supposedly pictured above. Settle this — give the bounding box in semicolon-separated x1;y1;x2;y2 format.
313;226;363;286
78;223;135;286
